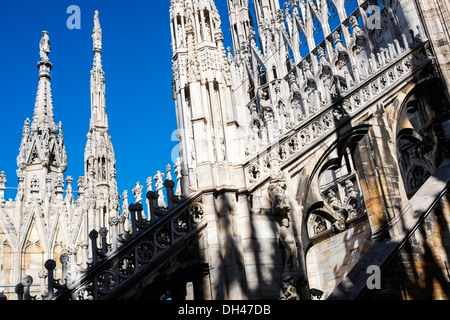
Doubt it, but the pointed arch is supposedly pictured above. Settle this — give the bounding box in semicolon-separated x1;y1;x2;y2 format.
52;224;66;281
394;76;449;198
20;205;49;255
72;215;87;265
27;140;40;164
298;123;370;237
299;126;372;299
49;143;58;166
22;218;44;282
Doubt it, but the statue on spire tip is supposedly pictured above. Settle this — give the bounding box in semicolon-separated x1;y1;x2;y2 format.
39;31;50;62
93;10;102;52
94;10;101;29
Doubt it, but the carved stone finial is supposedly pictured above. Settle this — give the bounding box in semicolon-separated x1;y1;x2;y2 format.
174;158;182;197
153;171;167;208
166;164;172;181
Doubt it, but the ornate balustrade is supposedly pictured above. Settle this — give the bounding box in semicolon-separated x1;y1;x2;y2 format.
39;189;206;300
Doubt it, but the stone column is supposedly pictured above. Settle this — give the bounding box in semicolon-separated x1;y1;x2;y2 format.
199;192;250;300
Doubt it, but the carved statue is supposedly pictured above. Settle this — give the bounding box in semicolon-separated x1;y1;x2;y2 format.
281;281;300;300
153;171;167;208
326;189;348;232
0;172;6;187
288;73;301;99
268;177;302;300
94;10;101;30
39;31;51;62
344;180;363;218
314;216;328;235
93;11;102;51
302;60;316;88
349;15;368;54
65;176;73;204
132;182;143;204
174;157;182;197
45;177;52;202
0;172;6;202
332;31;350;69
249;103;262;130
176;25;184;47
211;6;222;30
327;189;342;212
16;174;24;201
279;217;299;272
122;190;128;207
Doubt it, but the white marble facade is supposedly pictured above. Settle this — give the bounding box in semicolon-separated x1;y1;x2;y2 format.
0;11;119;296
2;0;450;300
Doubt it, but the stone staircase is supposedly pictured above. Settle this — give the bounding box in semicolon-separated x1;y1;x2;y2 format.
327;158;450;300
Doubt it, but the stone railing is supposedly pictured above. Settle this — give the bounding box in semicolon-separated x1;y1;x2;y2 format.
39;189;206;300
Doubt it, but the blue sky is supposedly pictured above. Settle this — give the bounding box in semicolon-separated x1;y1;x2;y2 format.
0;0;231;201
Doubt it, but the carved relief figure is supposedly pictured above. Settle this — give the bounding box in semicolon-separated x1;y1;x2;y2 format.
326;189;348;232
314;216;328;235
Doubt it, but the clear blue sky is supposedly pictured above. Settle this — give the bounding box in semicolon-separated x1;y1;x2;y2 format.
0;1;231;201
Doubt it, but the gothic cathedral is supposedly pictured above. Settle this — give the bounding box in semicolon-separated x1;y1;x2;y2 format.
1;0;450;300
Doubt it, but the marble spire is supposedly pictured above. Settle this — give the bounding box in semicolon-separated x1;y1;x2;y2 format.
32;31;56;133
16;31;67;203
90;10;108;130
83;11;119;231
